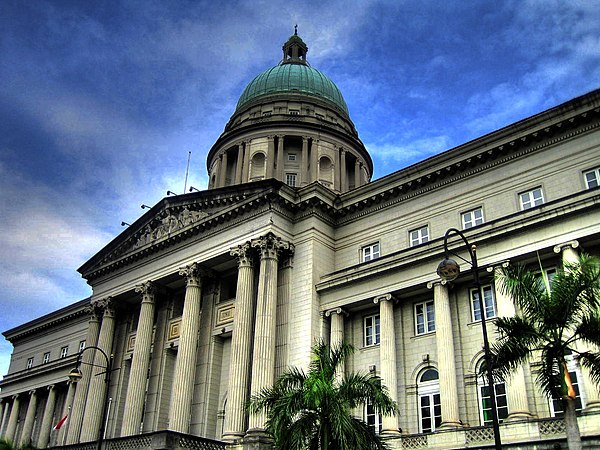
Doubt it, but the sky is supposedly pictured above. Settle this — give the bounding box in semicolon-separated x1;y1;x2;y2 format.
1;0;599;378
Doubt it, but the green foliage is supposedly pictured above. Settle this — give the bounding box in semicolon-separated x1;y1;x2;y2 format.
492;253;600;400
248;340;398;450
0;439;38;450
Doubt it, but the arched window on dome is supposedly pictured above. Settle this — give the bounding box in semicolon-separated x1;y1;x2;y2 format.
250;152;266;181
318;156;333;188
417;368;441;433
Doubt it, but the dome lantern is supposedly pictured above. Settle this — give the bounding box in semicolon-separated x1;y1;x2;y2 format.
282;25;308;65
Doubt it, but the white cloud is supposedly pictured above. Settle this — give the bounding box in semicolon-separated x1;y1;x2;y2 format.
367;135;451;170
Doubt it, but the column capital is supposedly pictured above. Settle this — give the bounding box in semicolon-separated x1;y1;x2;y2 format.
302;135;310;142
236;141;244;148
324;307;348;318
92;297;115;318
267;135;275;141
427;280;448;289
373;293;394;304
230;242;253;267
553;240;579;254
135;281;157;304
28;389;37;396
277;134;285;139
486;260;510;273
46;384;56;392
12;394;19;400
251;233;294;260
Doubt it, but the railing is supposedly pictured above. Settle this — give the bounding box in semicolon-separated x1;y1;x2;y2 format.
48;431;226;450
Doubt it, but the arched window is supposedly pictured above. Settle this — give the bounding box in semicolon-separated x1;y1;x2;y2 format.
477;360;509;425
418;368;441;433
250;153;266;181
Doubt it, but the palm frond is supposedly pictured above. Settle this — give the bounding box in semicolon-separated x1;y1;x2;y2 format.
578;351;600;387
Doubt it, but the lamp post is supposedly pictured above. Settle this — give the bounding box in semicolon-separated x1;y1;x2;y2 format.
68;346;113;450
436;228;502;450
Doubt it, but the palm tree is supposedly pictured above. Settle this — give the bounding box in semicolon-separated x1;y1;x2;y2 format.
491;253;600;450
248;340;398;450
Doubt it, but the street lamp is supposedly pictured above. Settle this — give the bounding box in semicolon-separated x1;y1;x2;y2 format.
436;228;502;450
68;346;113;450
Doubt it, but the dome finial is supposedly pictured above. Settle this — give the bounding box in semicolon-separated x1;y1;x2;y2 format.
294;24;298;35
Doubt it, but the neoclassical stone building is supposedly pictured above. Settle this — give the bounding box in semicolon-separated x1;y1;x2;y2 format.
1;32;600;450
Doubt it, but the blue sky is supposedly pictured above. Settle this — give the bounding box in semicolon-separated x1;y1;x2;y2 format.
1;0;599;377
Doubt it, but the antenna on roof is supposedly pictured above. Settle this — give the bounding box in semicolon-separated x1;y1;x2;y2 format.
183;151;192;194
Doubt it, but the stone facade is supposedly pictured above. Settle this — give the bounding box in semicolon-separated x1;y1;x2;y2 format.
1;34;600;450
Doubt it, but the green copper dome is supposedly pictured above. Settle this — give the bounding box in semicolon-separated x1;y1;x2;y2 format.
235;63;349;115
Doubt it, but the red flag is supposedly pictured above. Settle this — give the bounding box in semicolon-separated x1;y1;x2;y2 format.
53;415;68;430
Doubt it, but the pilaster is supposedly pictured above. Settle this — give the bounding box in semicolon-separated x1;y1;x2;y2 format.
301;136;309;185
276;135;284;180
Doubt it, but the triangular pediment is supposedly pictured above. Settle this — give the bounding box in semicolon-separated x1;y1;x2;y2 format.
78;181;285;279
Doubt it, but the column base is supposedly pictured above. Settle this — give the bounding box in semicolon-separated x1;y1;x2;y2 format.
439;419;462;429
243;428;273;450
222;431;246;444
506;410;536;421
381;428;402;437
584;400;600;414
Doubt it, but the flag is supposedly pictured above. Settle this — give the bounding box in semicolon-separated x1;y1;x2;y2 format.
53;414;68;430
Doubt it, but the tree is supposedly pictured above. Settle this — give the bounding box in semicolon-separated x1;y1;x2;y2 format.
0;438;38;450
491;253;600;450
248;340;398;450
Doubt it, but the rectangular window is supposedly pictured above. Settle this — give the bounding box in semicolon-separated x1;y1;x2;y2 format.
43;352;50;364
471;286;496;321
519;187;544;210
480;382;509;425
285;173;297;187
410;226;429;247
60;346;69;358
26;357;34;369
361;243;380;262
420;393;442;433
550;360;583;417
415;300;435;335
364;314;381;347
365;399;382;434
288;153;297;161
584;168;600;189
79;340;86;352
462;207;484;229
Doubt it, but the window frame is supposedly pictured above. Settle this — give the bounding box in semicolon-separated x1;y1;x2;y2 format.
583;167;600;189
415;300;435;335
462;207;484;229
285;173;297;187
43;352;50;364
478;381;509;426
418;368;441;433
549;355;584;417
470;285;496;322
287;153;297;161
363;314;381;347
519;187;544;210
361;242;380;262
365;398;382;435
26;357;34;369
79;340;86;352
409;226;429;247
60;346;69;359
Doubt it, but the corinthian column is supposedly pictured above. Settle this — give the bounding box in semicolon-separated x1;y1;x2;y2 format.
121;282;157;436
169;263;204;433
80;298;116;442
429;281;461;428
19;390;38;447
266;136;275;179
301;137;309;186
219;152;228;187
37;385;57;448
66;303;102;444
340;149;347;192
58;381;76;445
4;395;20;443
222;243;256;443
311;140;319;182
247;234;293;435
488;263;533;420
375;294;401;435
235;142;244;184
